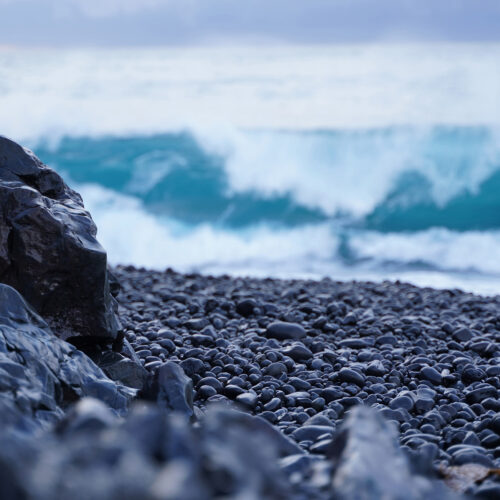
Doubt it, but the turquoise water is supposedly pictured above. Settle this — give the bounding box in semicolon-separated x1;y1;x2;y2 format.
35;126;500;232
3;45;500;293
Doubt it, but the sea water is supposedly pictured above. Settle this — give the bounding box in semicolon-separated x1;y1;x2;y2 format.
1;44;500;294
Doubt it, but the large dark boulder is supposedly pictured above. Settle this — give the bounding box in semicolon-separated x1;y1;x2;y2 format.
0;136;119;342
0;284;133;433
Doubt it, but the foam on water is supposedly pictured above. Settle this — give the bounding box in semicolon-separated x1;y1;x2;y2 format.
79;183;337;270
2;44;500;294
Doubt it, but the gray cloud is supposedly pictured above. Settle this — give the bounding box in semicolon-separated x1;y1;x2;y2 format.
1;0;499;46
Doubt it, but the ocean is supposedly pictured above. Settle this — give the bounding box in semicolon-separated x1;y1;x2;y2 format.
1;44;500;294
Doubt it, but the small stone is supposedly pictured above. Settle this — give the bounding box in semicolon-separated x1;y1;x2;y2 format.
236;299;257;317
453;327;472;342
198;385;217;399
390;394;414;411
420;366;442;385
338;368;366;387
292;425;334;442
265;322;306;341
236;392;258;408
282;344;313;361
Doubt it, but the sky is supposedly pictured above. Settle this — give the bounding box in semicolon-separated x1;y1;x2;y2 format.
1;0;500;46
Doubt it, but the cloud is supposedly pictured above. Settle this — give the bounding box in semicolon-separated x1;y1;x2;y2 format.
0;0;499;45
64;0;169;18
0;0;172;18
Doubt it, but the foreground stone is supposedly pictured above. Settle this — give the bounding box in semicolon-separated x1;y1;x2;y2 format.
0;136;119;342
0;398;294;500
0;398;464;500
328;406;459;500
0;284;133;432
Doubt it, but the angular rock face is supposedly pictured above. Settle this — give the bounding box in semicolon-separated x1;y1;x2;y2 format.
0;400;293;500
0;136;119;342
327;406;459;500
0;284;132;432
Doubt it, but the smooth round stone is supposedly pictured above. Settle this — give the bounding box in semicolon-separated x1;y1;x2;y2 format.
311;359;325;370
369;384;387;394
260;388;274;403
480;432;500;448
292;425;334;442
321;387;344;401
289;377;311;390
473;483;500;499
260;411;278;424
489;414;500;434
486;366;500;377
198;385;217;399
235;298;257;317
263;397;282;411
304;415;334;427
453;327;472;342
420;424;437;435
265;362;287;377
198;377;223;391
157;339;176;352
390;394;414;411
180;358;205;375
366;360;386;376
451;448;494;467
236;392;258;408
144;360;162;371
461;365;486;384
229;376;246;387
282;344;313;361
310;438;332;454
338;368;366;387
265;322;306;341
294;412;309;425
338;339;369;349
463;431;481;446
224;384;246;398
420;366;442;385
466;386;498;404
376;335;398;346
312;397;326;412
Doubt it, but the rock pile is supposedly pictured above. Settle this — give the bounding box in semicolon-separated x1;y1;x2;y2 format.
0;398;459;500
114;266;500;496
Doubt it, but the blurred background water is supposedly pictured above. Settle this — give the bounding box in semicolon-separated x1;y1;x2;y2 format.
1;40;500;293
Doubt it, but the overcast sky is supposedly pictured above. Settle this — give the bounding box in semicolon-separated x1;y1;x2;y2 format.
1;0;499;46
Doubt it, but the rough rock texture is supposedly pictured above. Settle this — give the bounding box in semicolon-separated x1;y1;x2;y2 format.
145;361;195;418
0;398;295;500
0;398;463;500
0;136;119;342
327;406;458;499
0;284;132;432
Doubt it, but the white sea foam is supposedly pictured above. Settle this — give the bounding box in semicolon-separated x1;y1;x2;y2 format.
197;127;500;217
349;229;500;275
78;183;500;295
2;45;499;216
79;183;338;270
3;44;500;294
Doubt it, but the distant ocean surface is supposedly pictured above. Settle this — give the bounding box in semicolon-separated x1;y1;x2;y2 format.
1;44;500;294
